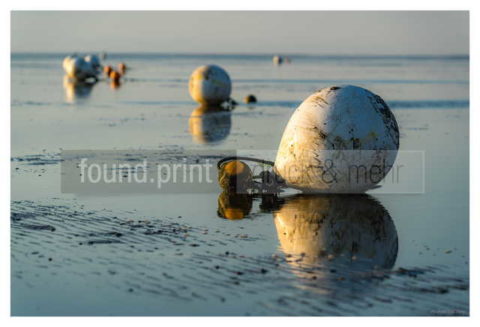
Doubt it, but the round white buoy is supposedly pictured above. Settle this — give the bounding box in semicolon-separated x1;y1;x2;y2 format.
63;56;98;81
188;65;231;105
274;85;399;193
272;55;283;65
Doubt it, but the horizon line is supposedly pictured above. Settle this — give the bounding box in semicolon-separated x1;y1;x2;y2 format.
10;51;469;58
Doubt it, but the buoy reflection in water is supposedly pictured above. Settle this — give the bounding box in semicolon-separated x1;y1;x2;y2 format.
189;105;231;144
272;194;398;297
273;194;398;271
63;75;95;103
217;191;253;220
110;79;122;90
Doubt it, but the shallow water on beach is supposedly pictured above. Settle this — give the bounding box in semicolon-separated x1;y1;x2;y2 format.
11;53;469;316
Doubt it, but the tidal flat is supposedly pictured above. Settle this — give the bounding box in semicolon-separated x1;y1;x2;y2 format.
11;53;469;315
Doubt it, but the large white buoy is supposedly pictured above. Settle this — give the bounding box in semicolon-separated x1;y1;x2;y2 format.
274;85;399;193
188;65;231;105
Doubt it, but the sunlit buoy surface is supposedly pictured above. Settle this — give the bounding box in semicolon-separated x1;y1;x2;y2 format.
274;85;399;193
189;65;231;105
188;105;231;144
273;194;398;269
273;55;283;65
109;70;121;83
218;160;253;192
62;55;100;81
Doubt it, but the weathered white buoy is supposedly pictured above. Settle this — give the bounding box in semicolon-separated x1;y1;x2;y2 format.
188;65;231;105
274;85;399;193
62;55;99;81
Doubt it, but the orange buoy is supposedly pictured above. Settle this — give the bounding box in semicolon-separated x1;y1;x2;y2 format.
218;160;253;192
103;65;113;77
109;70;121;89
244;94;257;104
109;70;121;82
118;62;127;75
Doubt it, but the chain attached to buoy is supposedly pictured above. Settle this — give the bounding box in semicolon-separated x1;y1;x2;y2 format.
217;156;285;194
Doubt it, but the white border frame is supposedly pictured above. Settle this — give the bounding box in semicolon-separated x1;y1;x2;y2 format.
2;2;477;326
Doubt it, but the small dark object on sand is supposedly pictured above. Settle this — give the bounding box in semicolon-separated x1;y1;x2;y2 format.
244;94;257;104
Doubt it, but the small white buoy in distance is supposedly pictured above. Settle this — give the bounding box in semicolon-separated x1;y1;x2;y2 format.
273;55;283;65
62;55;100;81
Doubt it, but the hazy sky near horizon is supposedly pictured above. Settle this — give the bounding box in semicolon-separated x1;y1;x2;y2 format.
11;11;469;55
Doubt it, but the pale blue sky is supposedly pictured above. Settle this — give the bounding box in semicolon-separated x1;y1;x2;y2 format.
11;11;469;55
